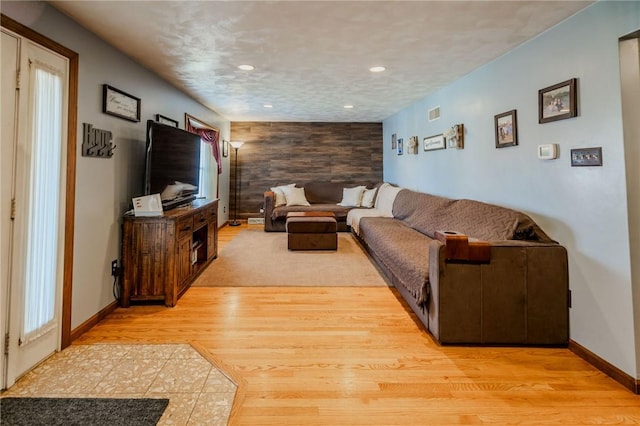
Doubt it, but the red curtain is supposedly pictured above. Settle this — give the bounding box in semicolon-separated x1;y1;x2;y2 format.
186;122;222;174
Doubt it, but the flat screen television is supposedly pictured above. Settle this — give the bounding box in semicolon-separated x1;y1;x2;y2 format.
144;120;201;209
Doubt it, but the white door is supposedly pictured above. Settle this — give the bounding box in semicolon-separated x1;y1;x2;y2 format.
1;30;69;388
0;28;20;391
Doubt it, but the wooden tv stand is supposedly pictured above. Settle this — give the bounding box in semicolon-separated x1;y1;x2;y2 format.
120;199;218;307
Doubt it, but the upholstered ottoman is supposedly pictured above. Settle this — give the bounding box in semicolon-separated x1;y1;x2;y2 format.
286;212;337;250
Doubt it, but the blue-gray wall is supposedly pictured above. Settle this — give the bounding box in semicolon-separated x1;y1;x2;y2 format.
383;1;640;378
2;1;231;330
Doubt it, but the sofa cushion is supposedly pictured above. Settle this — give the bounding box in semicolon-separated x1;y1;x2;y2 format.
393;189;554;242
358;217;432;305
271;203;353;221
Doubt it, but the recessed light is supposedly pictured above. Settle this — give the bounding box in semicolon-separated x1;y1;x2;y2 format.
369;66;386;73
263;104;273;108
343;105;354;109
238;64;254;71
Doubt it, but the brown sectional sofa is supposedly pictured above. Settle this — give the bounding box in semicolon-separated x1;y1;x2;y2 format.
263;181;376;232
352;186;569;346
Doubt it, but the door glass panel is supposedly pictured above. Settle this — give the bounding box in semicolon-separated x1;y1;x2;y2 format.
20;62;63;345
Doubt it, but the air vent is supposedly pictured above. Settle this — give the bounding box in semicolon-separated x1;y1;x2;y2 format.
428;106;441;122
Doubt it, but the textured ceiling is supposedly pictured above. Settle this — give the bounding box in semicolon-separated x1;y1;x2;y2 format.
49;1;592;122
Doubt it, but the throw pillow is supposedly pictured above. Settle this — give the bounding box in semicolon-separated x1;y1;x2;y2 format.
338;186;366;207
282;186;310;206
270;183;296;207
361;188;377;208
374;183;403;216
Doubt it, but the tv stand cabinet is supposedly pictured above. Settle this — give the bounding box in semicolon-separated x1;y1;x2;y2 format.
121;199;218;307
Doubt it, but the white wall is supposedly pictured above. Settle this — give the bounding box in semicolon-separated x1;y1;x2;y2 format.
383;2;640;378
1;2;231;330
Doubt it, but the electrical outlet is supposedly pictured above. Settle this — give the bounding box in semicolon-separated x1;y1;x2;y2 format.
223;206;227;213
111;260;119;277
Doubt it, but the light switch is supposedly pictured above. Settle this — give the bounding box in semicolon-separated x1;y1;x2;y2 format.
571;147;602;167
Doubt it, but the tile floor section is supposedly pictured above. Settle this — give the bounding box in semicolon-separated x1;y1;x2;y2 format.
1;344;237;425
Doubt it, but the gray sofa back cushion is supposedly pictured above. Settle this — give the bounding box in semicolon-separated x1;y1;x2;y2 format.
393;189;554;242
302;181;377;204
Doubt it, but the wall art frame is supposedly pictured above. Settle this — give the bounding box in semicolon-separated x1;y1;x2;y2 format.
538;78;577;124
444;124;464;149
494;109;518;148
102;84;141;122
222;139;229;157
407;136;419;154
391;133;397;150
397;138;404;155
155;114;178;127
423;134;445;151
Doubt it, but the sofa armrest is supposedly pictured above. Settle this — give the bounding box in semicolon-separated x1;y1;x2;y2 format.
427;239;569;345
263;191;277;232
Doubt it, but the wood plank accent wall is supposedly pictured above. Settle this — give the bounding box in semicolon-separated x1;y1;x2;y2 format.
230;122;383;219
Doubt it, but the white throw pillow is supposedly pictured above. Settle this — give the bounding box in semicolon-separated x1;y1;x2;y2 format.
282;186;310;206
338;186;366;207
374;183;402;216
270;183;296;207
360;188;377;208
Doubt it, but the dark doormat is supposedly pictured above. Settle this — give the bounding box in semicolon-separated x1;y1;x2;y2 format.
0;397;169;426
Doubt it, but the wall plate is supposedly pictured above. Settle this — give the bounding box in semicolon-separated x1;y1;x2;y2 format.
571;147;603;167
537;144;559;160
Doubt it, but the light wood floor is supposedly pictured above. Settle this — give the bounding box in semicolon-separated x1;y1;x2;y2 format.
75;223;640;425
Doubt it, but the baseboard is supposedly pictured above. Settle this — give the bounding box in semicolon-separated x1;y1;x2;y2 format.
569;339;639;394
70;300;119;342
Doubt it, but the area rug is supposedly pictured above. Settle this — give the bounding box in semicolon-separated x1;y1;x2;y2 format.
0;397;169;426
193;228;389;287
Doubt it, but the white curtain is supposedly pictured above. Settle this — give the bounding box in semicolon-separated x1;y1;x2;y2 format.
198;141;212;199
20;62;63;345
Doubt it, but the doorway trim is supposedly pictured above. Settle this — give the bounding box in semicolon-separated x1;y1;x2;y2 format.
1;14;78;349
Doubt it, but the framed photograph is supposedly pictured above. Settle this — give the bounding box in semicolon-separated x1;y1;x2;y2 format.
222;140;229;157
391;133;397;150
495;110;518;148
102;84;141;122
156;114;178;127
423;134;445;151
397;138;403;155
538;78;577;124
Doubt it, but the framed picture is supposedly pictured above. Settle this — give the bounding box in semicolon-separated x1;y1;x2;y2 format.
538;78;577;123
494;110;518;148
397;138;403;155
423;134;445;151
444;124;464;149
102;84;141;122
407;136;419;154
391;133;397;150
156;114;178;127
222;140;229;157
